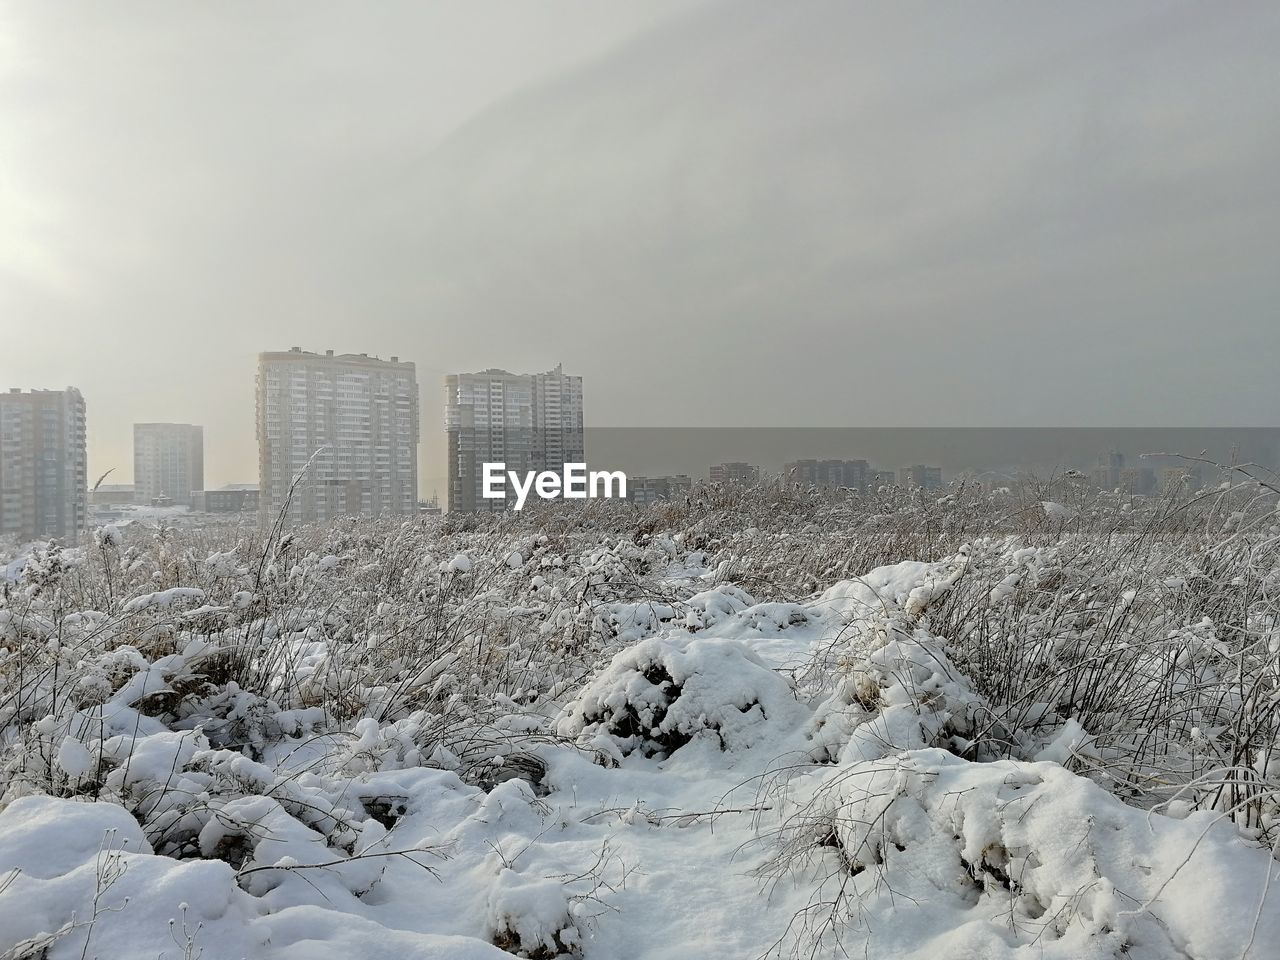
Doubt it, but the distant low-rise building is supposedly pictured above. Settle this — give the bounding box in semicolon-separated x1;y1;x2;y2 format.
872;470;897;489
898;464;944;491
91;483;136;506
1092;451;1126;491
1120;467;1157;496
203;486;260;514
628;475;693;506
709;462;760;484
785;459;870;491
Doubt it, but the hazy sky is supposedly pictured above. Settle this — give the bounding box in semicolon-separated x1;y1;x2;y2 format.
3;1;1278;489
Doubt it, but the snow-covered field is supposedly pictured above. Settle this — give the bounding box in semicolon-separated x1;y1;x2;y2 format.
1;483;1278;959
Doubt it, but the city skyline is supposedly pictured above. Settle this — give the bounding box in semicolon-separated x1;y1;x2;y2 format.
10;349;1280;498
2;364;1276;536
9;361;1276;527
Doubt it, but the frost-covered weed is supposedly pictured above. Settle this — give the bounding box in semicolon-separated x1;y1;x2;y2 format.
0;469;1278;958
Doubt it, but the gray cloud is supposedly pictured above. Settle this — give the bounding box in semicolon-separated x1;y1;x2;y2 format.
1;0;1277;488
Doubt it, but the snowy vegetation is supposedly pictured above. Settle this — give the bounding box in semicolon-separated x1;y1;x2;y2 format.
1;475;1278;959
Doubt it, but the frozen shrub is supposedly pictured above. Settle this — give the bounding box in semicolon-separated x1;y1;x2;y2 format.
556;635;808;762
808;624;1001;764
679;584;755;632
488;869;582;959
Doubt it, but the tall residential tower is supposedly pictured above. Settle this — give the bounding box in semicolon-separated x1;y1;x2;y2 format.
257;348;419;527
133;423;203;506
445;365;584;512
0;387;87;544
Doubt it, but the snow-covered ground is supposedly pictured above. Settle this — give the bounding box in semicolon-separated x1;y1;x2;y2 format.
1;485;1277;959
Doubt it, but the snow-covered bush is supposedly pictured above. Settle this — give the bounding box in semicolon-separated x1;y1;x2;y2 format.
487;868;582;958
767;748;1280;959
556;635;807;762
807;623;999;765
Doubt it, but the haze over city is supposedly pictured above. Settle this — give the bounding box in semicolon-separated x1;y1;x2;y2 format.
4;0;1279;491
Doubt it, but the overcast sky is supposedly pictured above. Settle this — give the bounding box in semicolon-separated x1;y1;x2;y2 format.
3;0;1277;489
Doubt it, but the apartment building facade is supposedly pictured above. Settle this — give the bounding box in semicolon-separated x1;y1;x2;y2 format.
133;422;203;506
257;348;419;526
0;387;88;544
445;365;584;512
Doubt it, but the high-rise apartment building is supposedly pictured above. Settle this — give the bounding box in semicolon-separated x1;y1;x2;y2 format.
0;387;87;544
257;348;419;526
445;365;584;512
133;423;203;506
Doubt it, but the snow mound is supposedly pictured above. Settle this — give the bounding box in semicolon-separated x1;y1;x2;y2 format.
809;624;999;764
1041;500;1079;521
0;790;525;960
556;635;808;762
781;748;1280;959
814;552;969;622
0;795;148;879
487;867;581;958
680;584;755;632
802;554;1011;766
